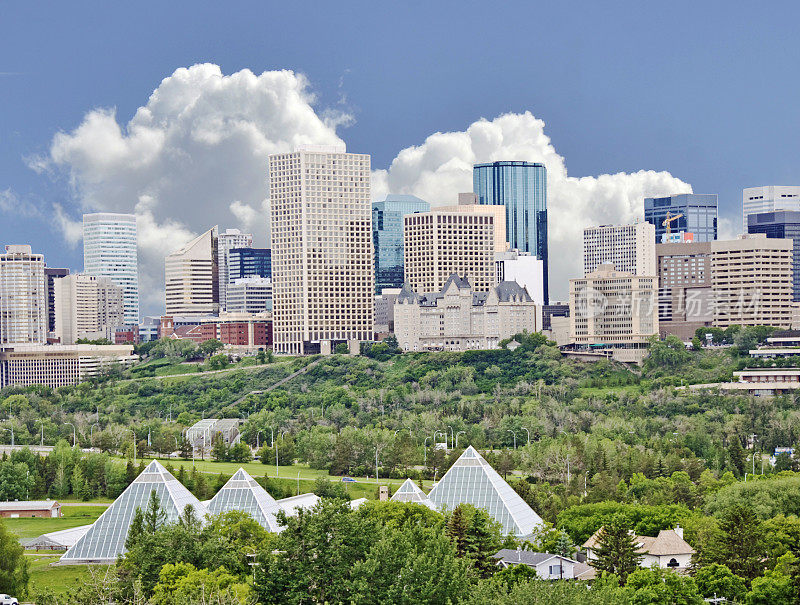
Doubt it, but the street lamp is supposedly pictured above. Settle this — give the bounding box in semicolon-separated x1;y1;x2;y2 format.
36;419;45;447
64;422;76;447
375;445;381;482
455;431;466;448
521;427;531;445
2;426;13;448
423;436;431;466
507;429;517;450
256;430;263;449
126;428;137;464
90;423;100;446
296;470;301;496
448;426;455;449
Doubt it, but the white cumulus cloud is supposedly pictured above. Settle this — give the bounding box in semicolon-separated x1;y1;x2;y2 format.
373;112;692;300
40;63;346;312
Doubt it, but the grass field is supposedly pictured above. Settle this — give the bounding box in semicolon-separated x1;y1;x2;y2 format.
6;506;106;539
27;554;108;600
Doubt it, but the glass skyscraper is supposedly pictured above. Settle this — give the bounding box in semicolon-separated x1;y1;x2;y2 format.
228;248;272;282
473;161;548;302
372;194;429;293
644;194;718;244
83;213;139;324
748;210;800;301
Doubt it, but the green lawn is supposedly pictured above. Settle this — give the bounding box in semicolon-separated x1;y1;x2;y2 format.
7;506;106;539
27;554;108;600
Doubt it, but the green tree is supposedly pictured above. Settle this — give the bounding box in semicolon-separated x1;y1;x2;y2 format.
150;562;251;605
206;353;229;370
623;566;703;604
0;518;29;597
746;570;794;605
694;563;747;603
591;515;643;584
447;505;469;558
227;442;252;463
714;505;767;580
143;490;167;534
199;339;224;357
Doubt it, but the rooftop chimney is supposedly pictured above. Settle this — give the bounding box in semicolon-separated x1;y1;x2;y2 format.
674;525;684;539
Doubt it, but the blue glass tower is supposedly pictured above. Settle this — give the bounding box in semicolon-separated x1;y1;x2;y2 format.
748;211;800;301
473;161;548;303
228;248;271;281
372;194;430;293
644;194;718;243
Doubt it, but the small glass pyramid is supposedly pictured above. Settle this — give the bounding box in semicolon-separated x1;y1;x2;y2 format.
427;446;543;537
390;478;436;509
60;460;207;564
207;468;282;532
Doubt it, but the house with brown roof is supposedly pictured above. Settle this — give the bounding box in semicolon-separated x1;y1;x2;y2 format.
493;549;595;580
583;525;695;570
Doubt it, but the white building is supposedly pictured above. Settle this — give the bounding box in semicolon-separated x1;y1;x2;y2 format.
54;274;124;344
495;250;544;305
583;222;656;276
83;213;139;324
165;226;219;316
404;202;506;295
217;229;253;311
394;274;540;352
226;277;272;314
492;550;593;580
584;526;695;571
0;344;137;388
0;245;46;344
743;185;800;231
269;145;374;355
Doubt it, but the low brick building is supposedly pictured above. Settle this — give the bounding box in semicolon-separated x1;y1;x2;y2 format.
0;500;61;518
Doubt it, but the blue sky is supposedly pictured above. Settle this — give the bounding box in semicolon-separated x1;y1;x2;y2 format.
1;1;799;312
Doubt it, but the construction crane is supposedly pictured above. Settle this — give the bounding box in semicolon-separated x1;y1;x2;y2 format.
662;211;684;234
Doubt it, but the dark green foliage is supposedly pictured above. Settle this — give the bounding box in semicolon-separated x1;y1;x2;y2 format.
0;518;28;597
590;514;643;584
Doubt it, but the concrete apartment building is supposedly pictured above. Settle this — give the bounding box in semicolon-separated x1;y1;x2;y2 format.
393;274;539;352
583;222;656;276
226;277;272;314
0;343;137;388
742;185;800;231
83;213;139;324
268;145;374;355
569;264;658;361
165;226;219;316
403;198;507;295
656;234;793;339
54;274;124;344
0;245;46;344
217;229;253;311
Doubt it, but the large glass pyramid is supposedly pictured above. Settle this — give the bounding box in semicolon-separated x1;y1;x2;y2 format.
427;446;543;537
60;460;207;564
206;468;282;532
390;478;436;509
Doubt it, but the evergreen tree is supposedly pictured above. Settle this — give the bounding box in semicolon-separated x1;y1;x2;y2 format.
727;437;746;477
447;505;469;557
143;490;166;534
125;507;145;550
716;505;766;580
591;514;643;584
464;508;499;577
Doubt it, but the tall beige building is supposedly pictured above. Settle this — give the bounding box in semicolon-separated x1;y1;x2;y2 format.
268;145;373;355
583;222;656;276
657;233;793;338
165;227;219;316
570;264;658;353
54;274;124;344
404;201;506;294
0;245;46;344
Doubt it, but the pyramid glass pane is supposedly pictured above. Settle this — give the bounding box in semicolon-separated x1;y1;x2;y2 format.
391;479;435;508
207;469;282;532
60;461;206;563
427;446;543;537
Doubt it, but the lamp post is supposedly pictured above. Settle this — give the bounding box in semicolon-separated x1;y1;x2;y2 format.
64;422;76;447
256;430;263;449
423;436;431;466
126;428;137;464
448;426;454;449
296;471;301;496
375;445;381;483
455;431;466;448
507;429;517;450
36;420;45;447
90;423;100;446
270;427;274;448
275;435;279;478
2;426;13;448
521;427;531;445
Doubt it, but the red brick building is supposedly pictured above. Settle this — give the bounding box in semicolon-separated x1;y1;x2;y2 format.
0;500;61;518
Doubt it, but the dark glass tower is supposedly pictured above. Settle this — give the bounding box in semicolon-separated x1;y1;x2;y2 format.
644;194;718;243
372;194;430;293
748;211;800;301
228;248;271;281
473;161;548;303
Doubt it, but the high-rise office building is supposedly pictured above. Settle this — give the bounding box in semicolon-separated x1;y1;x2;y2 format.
748;211;800;301
583;222;656;276
165;226;219;316
217;229;253;311
0;245;46;344
643;194;718;243
473;161;548;302
404;203;505;295
743;186;800;231
54;274;124;344
226;277;272;314
228;248;271;282
268;145;373;355
494;250;545;305
44;267;70;334
82;213;139;324
372;194;430;293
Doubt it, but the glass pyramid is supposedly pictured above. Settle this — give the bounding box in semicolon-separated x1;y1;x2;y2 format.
390;478;436;509
427;446;543;537
60;460;207;564
206;468;282;532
